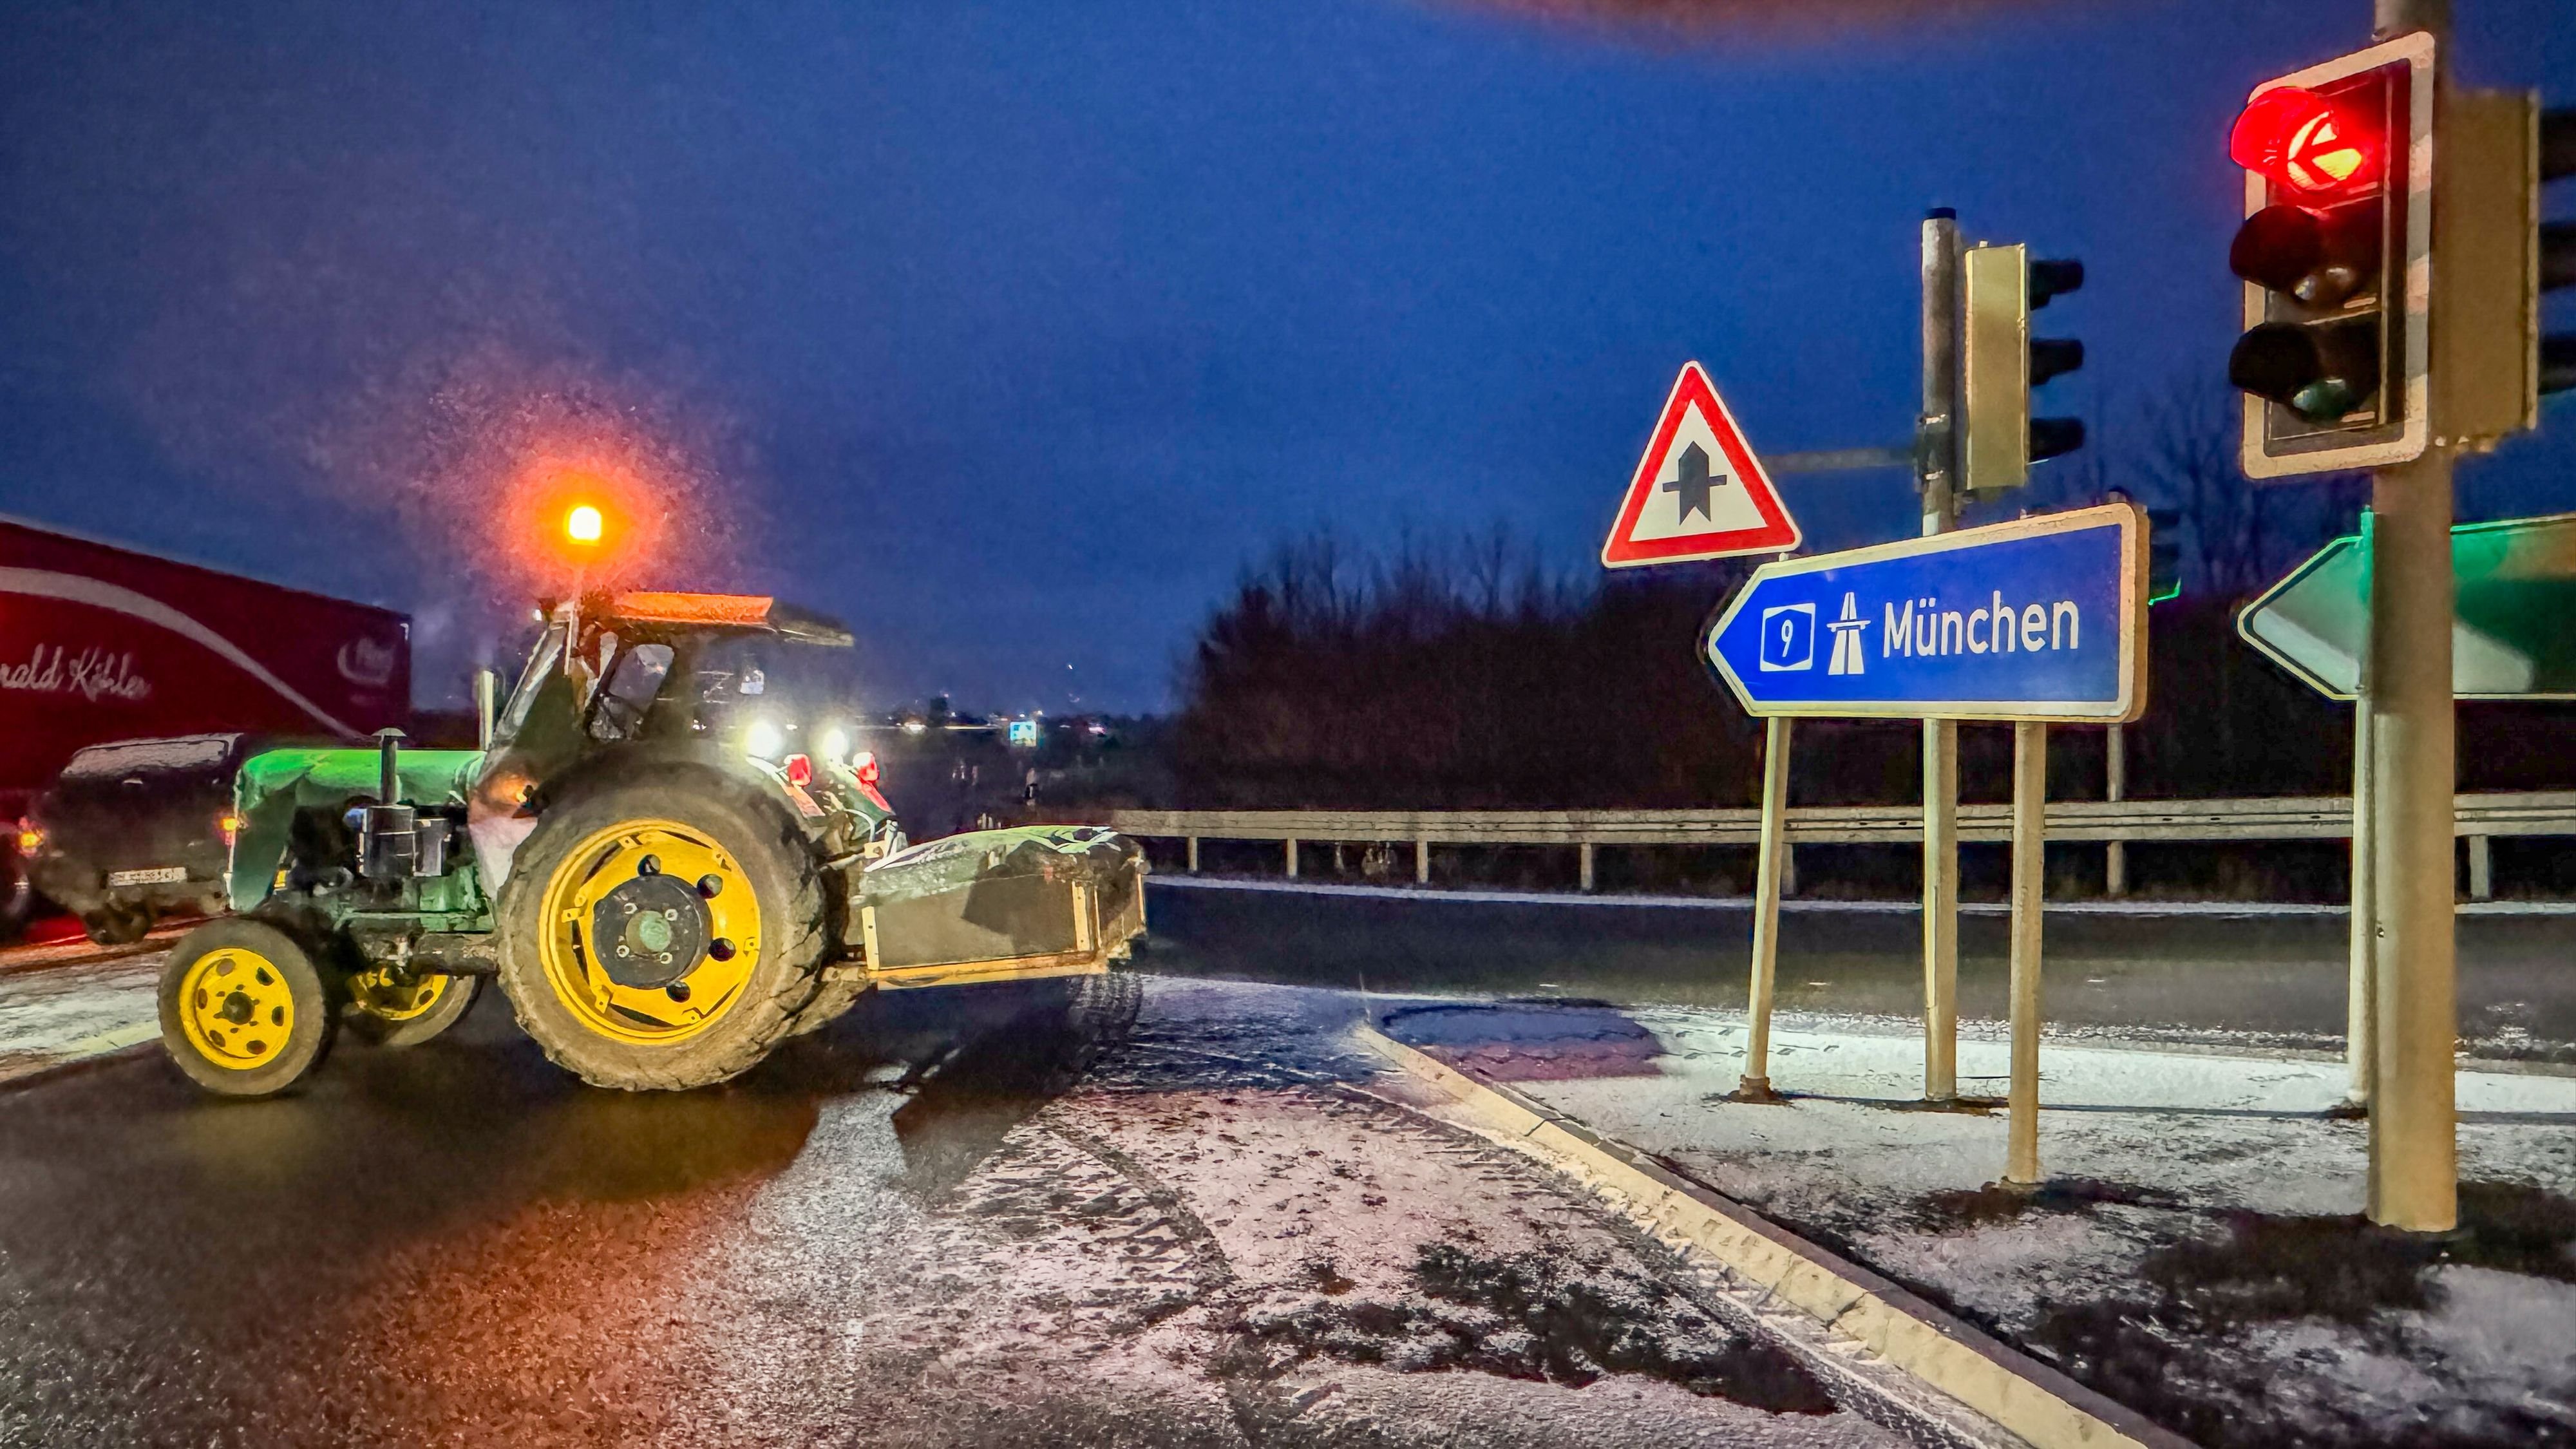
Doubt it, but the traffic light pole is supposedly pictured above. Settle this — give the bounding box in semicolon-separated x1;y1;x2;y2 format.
2346;666;2376;1111
1918;209;1963;1104
2364;0;2458;1233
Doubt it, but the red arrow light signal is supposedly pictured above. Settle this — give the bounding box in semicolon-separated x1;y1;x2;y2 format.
2231;86;2382;199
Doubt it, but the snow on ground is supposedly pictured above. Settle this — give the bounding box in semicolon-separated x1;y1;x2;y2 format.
1385;1000;2576;1449
0;949;166;1084
295;977;1923;1447
680;978;1908;1447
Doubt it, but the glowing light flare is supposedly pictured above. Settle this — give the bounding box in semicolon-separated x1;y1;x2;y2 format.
497;458;676;592
742;719;786;761
2231;86;2380;198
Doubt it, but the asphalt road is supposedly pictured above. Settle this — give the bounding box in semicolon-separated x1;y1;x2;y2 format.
0;966;1919;1448
8;881;2564;1445
1141;880;2576;1060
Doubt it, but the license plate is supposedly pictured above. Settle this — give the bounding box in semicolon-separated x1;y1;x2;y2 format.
106;866;188;887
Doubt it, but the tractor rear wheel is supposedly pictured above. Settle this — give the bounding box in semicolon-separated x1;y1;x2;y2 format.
495;773;829;1090
345;968;482;1048
158;919;337;1097
786;974;870;1037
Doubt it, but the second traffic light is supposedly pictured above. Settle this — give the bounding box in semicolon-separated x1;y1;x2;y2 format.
2146;505;2183;605
1962;242;2086;493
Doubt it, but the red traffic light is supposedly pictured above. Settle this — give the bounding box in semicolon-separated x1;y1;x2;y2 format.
2231;86;2380;198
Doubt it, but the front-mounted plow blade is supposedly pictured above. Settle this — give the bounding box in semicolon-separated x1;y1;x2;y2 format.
851;825;1147;989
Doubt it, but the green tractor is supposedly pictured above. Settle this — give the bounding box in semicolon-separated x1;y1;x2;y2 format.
158;591;1146;1097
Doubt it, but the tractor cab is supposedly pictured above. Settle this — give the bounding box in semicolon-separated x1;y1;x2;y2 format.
470;592;896;895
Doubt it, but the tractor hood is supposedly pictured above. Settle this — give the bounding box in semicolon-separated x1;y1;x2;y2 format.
227;746;484;911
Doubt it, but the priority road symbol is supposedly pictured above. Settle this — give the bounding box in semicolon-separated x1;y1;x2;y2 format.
1601;362;1801;568
1703;502;2147;723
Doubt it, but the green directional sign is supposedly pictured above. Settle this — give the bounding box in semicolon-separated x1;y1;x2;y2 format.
2238;511;2576;700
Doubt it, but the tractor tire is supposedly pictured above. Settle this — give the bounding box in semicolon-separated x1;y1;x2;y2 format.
786;974;871;1037
82;902;153;947
345;971;482;1048
158;918;338;1097
495;771;830;1091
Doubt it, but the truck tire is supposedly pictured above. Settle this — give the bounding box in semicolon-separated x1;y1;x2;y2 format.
0;851;33;945
495;772;829;1091
345;970;482;1048
158;919;337;1097
82;902;152;947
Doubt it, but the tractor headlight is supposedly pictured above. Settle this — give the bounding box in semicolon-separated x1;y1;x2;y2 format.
818;726;851;764
743;718;786;761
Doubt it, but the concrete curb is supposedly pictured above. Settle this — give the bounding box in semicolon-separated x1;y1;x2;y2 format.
1355;1022;2198;1449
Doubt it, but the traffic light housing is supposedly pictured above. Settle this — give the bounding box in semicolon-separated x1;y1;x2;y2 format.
2145;505;2183;605
1962;242;2086;493
2228;32;2433;478
2429;95;2576;448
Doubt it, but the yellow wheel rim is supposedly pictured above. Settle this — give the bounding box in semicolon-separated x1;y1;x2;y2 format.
178;947;297;1070
349;967;451;1022
536;819;762;1046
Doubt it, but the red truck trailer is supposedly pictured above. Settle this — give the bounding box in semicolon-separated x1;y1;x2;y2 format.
0;517;412;934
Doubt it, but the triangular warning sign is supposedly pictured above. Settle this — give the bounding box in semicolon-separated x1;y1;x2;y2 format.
1600;362;1802;569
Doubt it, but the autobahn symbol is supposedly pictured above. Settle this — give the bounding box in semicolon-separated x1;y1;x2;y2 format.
1703;502;2147;722
1601;361;1801;568
1826;593;1868;676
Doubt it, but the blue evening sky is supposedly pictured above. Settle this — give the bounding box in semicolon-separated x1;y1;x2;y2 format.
3;1;2571;710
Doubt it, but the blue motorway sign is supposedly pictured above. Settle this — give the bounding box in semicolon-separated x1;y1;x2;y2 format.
1703;502;2147;723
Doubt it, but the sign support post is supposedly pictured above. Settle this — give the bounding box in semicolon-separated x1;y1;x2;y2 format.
2105;724;2126;897
1918;209;1964;1104
2006;721;2049;1184
1739;715;1792;1100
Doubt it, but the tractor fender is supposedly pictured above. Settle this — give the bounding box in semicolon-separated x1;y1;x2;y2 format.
472;743;810;895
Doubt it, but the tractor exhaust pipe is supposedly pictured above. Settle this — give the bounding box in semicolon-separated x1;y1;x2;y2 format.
361;728;418;882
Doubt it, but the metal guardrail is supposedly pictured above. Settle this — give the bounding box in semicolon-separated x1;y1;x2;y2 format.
1110;791;2576;899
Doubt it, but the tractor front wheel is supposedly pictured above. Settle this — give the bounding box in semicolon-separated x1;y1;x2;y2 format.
157;920;337;1097
495;773;829;1090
